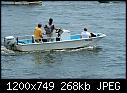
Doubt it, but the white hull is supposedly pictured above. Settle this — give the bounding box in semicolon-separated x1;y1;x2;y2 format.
15;34;106;51
1;1;42;5
4;30;106;52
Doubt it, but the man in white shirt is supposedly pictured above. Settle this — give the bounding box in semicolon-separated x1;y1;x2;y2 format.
81;28;91;38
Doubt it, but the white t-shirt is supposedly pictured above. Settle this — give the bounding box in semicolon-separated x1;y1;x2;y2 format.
81;31;91;38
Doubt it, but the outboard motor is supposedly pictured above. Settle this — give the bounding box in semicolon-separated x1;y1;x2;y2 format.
55;28;63;41
56;28;63;37
4;36;16;50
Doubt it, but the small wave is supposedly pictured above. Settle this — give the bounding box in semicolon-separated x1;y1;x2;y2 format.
1;46;101;55
51;46;96;52
1;46;15;55
69;46;96;52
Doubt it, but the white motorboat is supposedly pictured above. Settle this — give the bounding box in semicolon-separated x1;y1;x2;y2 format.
3;29;106;51
1;1;42;5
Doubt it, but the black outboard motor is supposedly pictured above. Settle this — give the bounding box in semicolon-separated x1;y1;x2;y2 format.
55;28;63;41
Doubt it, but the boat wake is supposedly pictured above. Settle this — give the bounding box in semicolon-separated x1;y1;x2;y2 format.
1;45;102;55
22;46;100;54
53;46;98;52
1;46;15;55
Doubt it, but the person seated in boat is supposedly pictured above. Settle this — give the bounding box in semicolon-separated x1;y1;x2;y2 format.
81;28;96;38
44;18;56;42
34;23;43;43
81;28;91;38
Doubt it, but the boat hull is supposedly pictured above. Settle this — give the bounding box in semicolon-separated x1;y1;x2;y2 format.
1;1;42;5
15;35;105;51
4;33;106;52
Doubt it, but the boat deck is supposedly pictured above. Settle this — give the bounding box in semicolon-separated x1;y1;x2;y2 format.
18;35;81;44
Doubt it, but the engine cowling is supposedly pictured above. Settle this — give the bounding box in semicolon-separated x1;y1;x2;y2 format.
4;36;16;50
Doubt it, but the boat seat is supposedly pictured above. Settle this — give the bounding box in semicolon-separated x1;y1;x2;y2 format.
18;39;32;44
71;35;80;40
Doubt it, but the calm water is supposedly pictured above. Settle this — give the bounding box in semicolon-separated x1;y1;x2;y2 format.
1;1;126;79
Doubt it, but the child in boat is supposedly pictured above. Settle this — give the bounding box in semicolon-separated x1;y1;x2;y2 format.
34;24;43;43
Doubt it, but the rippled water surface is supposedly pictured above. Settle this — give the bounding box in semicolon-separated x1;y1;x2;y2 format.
1;1;126;79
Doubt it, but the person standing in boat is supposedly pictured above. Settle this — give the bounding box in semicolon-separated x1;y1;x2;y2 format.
81;28;91;38
44;18;56;42
34;23;43;43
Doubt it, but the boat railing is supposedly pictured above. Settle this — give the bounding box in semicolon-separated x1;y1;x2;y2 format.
16;35;34;44
17;35;59;39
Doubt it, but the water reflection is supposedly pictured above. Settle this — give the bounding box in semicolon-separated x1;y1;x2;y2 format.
33;51;56;64
43;51;55;64
33;51;43;64
32;47;102;64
